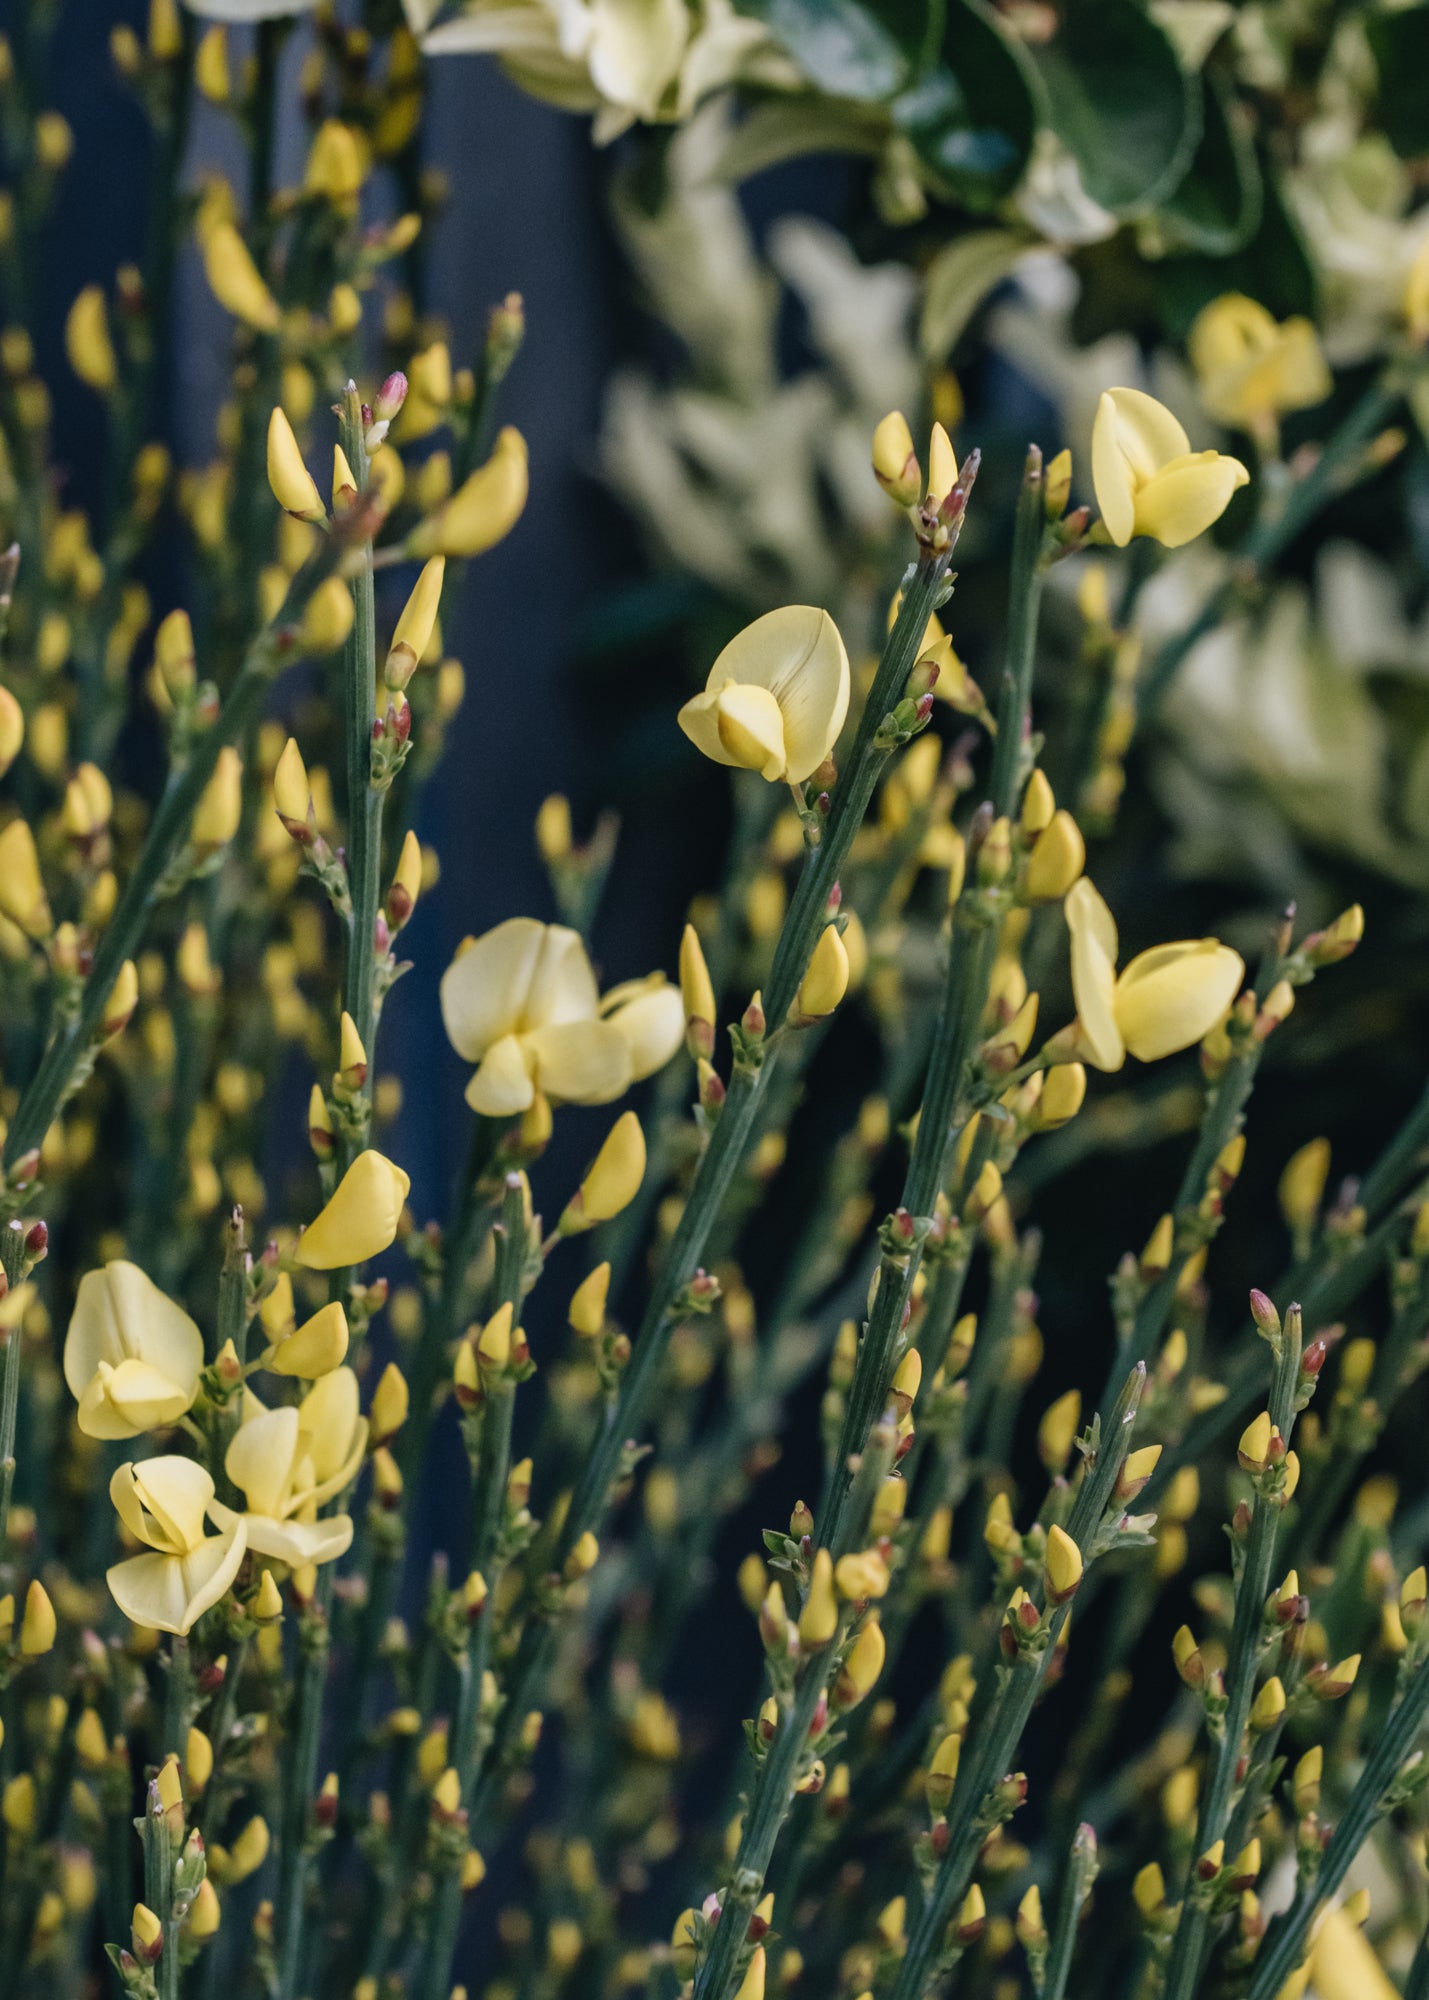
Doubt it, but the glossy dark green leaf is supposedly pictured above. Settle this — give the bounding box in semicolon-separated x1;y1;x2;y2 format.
894;0;1036;210
1029;0;1198;215
1156;69;1262;255
1367;6;1429;158
1153;167;1317;339
736;0;937;102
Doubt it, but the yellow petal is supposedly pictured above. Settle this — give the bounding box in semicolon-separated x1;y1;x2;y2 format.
1132;452;1249;549
1114;939;1244;1062
715;682;788;780
266;1301;350;1378
107;1518;246;1637
89;1359;194;1436
298;1367;368;1498
522;924;601;1031
113;1456;216;1555
522;1019;632;1105
294;1150;410;1269
465;1033;537;1116
563;1111;646;1230
225;1406;300;1519
438;916;547;1060
1309;1906;1398;2000
408;427;528;558
603;982;684;1082
1065;876;1123;1072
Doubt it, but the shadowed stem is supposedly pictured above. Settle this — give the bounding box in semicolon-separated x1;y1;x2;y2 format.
1161;1307;1304;2000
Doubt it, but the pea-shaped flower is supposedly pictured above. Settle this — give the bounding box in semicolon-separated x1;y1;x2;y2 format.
440;917;683;1118
293;1149;411;1270
1188;294;1330;434
64;1260;205;1439
107;1458;247;1637
1066;877;1244;1071
207;1388;358;1568
678;606;850;784
1091;388;1249;549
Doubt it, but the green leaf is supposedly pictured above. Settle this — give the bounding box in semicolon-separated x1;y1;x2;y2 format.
736;0;938;102
1029;0;1199;215
1367;6;1429;158
894;1;1036;210
1155;68;1262;255
1154;166;1317;338
918;227;1028;363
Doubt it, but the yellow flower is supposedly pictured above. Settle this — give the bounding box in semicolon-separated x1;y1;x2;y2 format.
294;1150;410;1269
439;917;682;1118
1091;387;1249;549
192;747;243;849
201;219;280;333
263;1300;349;1378
19;1580;55;1656
107;1458;247;1636
266;407;325;522
207;1385;359;1567
63;1260;204;1439
1310;1904;1398;2000
0;819;52;938
1065;876;1243;1072
386;557;445;684
678;605;850;785
1188;294;1331;432
65;285;117;393
796;925;850;1019
0;686;22;778
559;1111;645;1232
408;427;528;558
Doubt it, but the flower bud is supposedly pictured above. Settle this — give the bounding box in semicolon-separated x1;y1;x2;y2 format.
872;410;920;507
266;407;324;521
386;556;444;688
558;1112;645;1234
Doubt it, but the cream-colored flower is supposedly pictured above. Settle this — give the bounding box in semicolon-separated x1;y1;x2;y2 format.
1188;294;1331;432
440;917;683;1117
207;1382;359;1567
678;605;849;783
1091;388;1249;549
64;1261;205;1440
1065;876;1243;1071
107;1459;247;1636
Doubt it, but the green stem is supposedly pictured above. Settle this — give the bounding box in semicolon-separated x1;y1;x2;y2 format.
274;1609;329;2000
987;448;1046;820
1040;1824;1098;2000
2;541;344;1174
462;520;974;1857
1248;1647;1429;1999
337;385;380;1164
1142;375;1401;712
886;1366;1145;2000
1161;1308;1304;2000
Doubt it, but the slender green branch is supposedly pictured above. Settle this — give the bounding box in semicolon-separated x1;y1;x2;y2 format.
887;1365;1145;2000
1;538;348;1175
463;496;978;1854
1161;1307;1304;2000
1040;1823;1098;2000
0;1219;31;1554
1248;1646;1429;1999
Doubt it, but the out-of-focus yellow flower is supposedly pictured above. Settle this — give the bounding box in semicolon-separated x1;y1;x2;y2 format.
1188;294;1331;432
559;1111;645;1231
299;575;355;654
192;746;243;849
64;1259;204;1439
107;1458;247;1636
293;1150;410;1269
1309;1905;1397;2000
304;120;366;203
0;819;51;937
65;286;117;392
678;605;849;785
1091;387;1249;548
1065;877;1243;1072
439;917;682;1117
408;427;528;557
0;687;22;778
207;1389;357;1566
19;1580;55;1656
201;219;279;333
